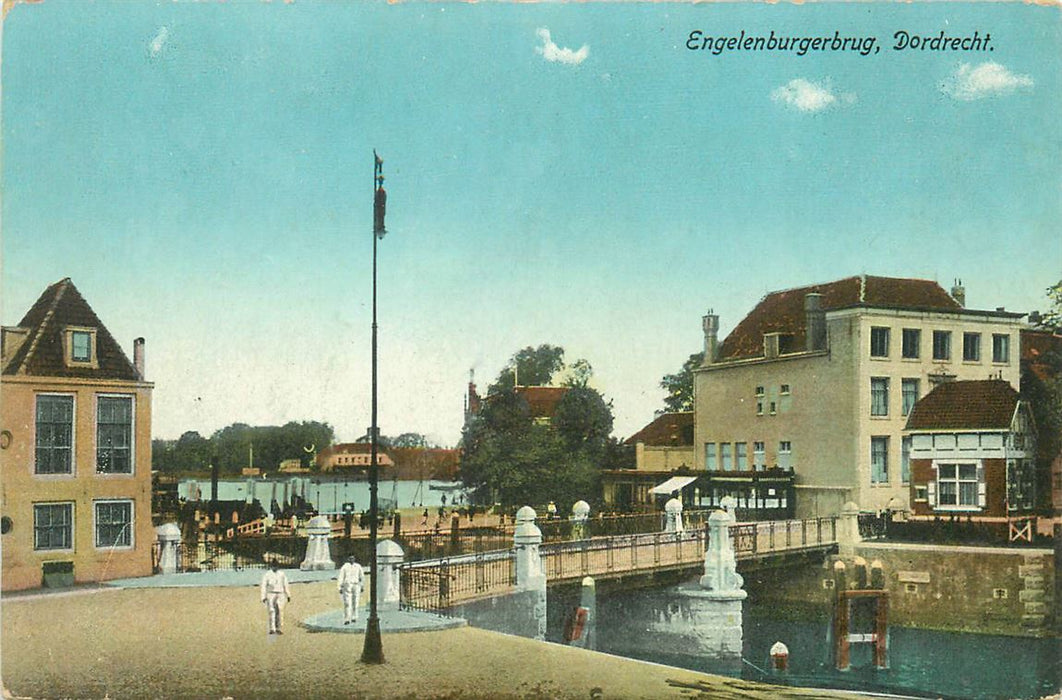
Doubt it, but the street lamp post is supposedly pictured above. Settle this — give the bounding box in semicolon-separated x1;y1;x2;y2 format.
362;150;387;664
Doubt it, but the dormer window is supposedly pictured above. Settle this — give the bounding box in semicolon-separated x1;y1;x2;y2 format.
64;326;98;368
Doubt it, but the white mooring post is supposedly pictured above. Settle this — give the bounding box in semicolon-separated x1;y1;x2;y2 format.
665;496;685;533
155;523;181;575
571;500;590;541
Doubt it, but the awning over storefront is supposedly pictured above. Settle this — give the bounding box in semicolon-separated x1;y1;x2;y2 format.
649;475;698;495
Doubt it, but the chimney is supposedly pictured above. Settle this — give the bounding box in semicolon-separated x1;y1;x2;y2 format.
1029;310;1042;327
950;279;965;308
210;456;219;509
702;311;719;365
133;337;145;380
804;293;826;351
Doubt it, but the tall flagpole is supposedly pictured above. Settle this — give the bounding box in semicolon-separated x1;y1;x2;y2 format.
362;150;386;664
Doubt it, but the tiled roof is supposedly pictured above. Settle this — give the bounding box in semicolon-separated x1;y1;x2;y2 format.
719;275;962;361
389;448;461;480
2;278;139;380
904;380;1019;431
515;386;569;419
625;412;694;446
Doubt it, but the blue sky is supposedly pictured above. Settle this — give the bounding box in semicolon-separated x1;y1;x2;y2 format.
3;1;1060;446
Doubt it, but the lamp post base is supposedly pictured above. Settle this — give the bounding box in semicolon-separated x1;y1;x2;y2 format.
361;615;385;664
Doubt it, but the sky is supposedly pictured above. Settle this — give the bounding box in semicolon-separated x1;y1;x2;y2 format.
2;1;1060;447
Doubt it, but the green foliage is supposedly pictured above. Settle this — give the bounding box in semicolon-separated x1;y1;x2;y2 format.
659;352;704;413
488;344;566;393
461;346;613;510
152;421;335;476
1039;279;1062;331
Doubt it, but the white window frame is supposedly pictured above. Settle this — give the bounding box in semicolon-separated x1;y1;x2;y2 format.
932;330;951;361
720;443;733;471
94;499;135;549
753;441;766;470
735;442;748;470
962;332;981;362
992;334;1010;364
901;378;920;417
931;461;984;511
870;377;890;417
870;326;890;358
901;436;912;485
96;394;135;476
901;328;921;359
704;442;716;471
34;501;75;552
871;436;889;484
35;393;76;476
63;325;98;369
778;441;792;470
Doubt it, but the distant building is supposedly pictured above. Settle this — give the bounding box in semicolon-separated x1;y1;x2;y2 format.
276;459;307;474
1;279;154;590
465;378;569;425
602;412;694;509
389;447;460;481
693;275;1024;517
316;443;394;473
1020;327;1062;515
905;380;1036;517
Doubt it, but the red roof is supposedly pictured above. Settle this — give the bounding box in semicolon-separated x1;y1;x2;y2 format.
515;386;569;419
720;275;963;361
3;278;139;380
905;380;1019;431
625;412;694;446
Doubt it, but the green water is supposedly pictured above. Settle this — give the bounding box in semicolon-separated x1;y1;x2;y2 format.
456;585;1060;699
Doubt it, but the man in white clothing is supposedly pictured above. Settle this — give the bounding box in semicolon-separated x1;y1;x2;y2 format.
337;555;365;625
260;559;291;634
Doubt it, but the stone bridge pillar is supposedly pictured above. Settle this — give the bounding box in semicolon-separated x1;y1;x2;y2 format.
155;523;181;575
838;501;862;558
571;500;590;541
376;539;405;611
665;496;685;533
513;505;547;640
300;514;335;570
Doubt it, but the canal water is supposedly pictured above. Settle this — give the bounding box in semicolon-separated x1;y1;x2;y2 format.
177;477;468;514
455;581;1060;700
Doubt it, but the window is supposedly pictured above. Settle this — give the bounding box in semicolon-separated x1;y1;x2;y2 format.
72;331;92;362
871;437;889;484
778;441;792;470
937;463;979;508
97;396;133;474
735;442;748;470
901;378;920;416
870;327;890;358
780;384;790;395
705;443;716;471
35;395;74;475
870;377;890;417
34;503;73;550
992;334;1010;363
720;443;733;471
95;500;133;548
901;436;911;485
901;328;921;359
753;442;765;470
755;386;764;397
932;331;951;361
962;333;981;362
756;401;764;416
769;401;777;415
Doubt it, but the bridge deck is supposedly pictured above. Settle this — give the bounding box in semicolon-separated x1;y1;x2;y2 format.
400;516;838;612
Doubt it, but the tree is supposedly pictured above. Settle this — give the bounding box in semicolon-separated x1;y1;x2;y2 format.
1038;279;1062;331
461;346;613;510
488;344;566;393
1022;280;1062;512
659;352;704;413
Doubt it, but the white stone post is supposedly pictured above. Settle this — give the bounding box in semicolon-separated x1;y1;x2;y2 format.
665;496;685;533
838;501;862;558
376;539;405;611
155;523;181;575
513;505;547;640
571;500;590;540
577;576;596;650
300;514;336;570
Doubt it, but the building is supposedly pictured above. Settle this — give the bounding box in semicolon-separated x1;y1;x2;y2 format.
904;380;1036;518
316;442;395;473
465;377;569;425
1;279;154;590
601;412;694;510
693;276;1024;518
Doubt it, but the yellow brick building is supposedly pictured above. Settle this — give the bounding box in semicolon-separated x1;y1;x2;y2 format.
1;279;154;590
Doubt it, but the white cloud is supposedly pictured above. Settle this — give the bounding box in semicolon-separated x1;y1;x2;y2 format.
149;27;169;58
535;28;588;66
942;62;1033;101
771;78;843;113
